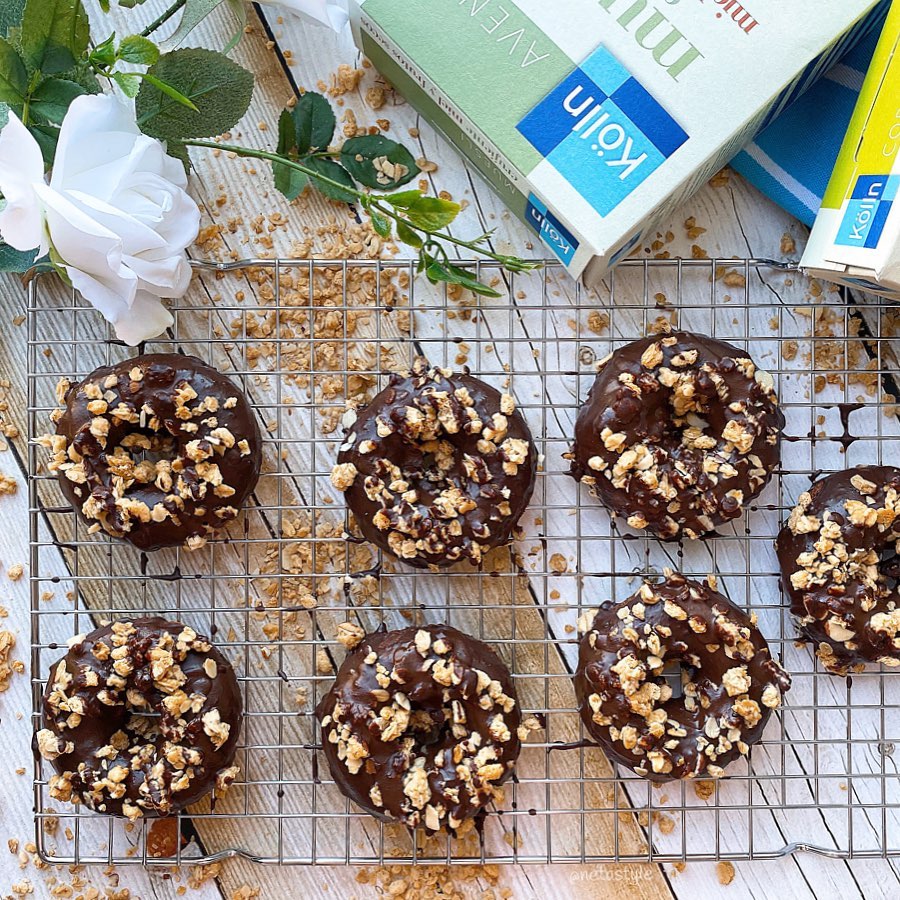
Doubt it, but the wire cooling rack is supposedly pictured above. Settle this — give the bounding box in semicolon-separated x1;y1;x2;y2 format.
27;257;900;866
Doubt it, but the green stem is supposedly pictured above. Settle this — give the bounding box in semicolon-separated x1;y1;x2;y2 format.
140;0;187;37
183;139;537;268
185;139;361;199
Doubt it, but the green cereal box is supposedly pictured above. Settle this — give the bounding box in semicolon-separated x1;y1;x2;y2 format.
350;0;889;288
802;1;900;300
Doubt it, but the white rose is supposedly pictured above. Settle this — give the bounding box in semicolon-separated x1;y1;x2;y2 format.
0;93;200;346
254;0;349;30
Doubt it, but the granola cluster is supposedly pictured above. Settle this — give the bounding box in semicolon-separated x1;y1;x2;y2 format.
569;332;783;540
575;572;790;781
777;466;900;673
37;617;242;819
316;624;527;831
332;358;537;568
42;354;262;551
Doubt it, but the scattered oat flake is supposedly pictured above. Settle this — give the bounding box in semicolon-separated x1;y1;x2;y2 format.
549;553;568;574
0;473;16;495
355;862;507;899
717;861;736;885
0;630;20;692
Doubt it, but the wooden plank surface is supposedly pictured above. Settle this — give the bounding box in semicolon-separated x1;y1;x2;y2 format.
0;1;898;897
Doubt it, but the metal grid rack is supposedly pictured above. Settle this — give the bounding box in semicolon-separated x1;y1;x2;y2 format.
27;257;900;866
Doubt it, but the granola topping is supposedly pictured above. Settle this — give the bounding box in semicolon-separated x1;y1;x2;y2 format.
316;624;522;832
332;358;537;568
43;355;262;551
569;333;783;540
575;572;790;781
777;466;900;673
39;617;242;818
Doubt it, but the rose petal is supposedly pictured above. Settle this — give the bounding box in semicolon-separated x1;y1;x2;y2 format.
34;183;138;313
50;94;147;201
114;290;174;346
0;112;45;252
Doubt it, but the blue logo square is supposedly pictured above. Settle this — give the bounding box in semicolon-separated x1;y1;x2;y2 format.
837;174;897;249
525;194;579;265
516;45;688;217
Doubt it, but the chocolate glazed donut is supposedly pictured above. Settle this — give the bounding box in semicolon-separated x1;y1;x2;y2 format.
777;466;900;674
316;624;522;832
44;354;263;551
35;617;242;819
569;332;783;540
331;357;537;568
575;573;790;781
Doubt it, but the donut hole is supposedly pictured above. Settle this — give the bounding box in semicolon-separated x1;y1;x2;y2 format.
390;438;474;510
878;545;900;584
661;661;686;700
414;441;458;486
641;373;721;458
100;428;179;489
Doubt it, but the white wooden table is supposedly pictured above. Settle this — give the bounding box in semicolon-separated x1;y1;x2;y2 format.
1;2;900;897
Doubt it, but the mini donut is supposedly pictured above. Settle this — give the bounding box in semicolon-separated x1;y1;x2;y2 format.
35;616;243;819
569;332;783;540
316;624;523;832
776;466;900;674
574;572;790;781
44;354;263;551
331;357;537;568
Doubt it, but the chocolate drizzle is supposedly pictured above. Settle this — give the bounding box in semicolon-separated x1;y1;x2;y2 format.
569;332;783;541
776;466;900;674
315;624;522;832
574;573;790;782
36;616;243;819
48;354;263;551
333;358;537;568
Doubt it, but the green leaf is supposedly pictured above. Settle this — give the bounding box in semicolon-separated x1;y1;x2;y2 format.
21;0;90;76
118;34;159;66
395;220;423;249
340;134;419;190
29;122;59;164
423;259;501;298
90;32;117;68
161;0;238;52
0;0;26;39
135;48;253;141
221;0;248;53
0;36;27;104
276;107;294;156
306;157;356;204
0;243;38;273
28;77;85;124
402;196;461;232
291;91;335;154
272;160;309;202
62;60;102;95
384;189;423;210
444;263;502;297
164;139;191;175
141;73;198;112
112;70;140;97
369;210;392;239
